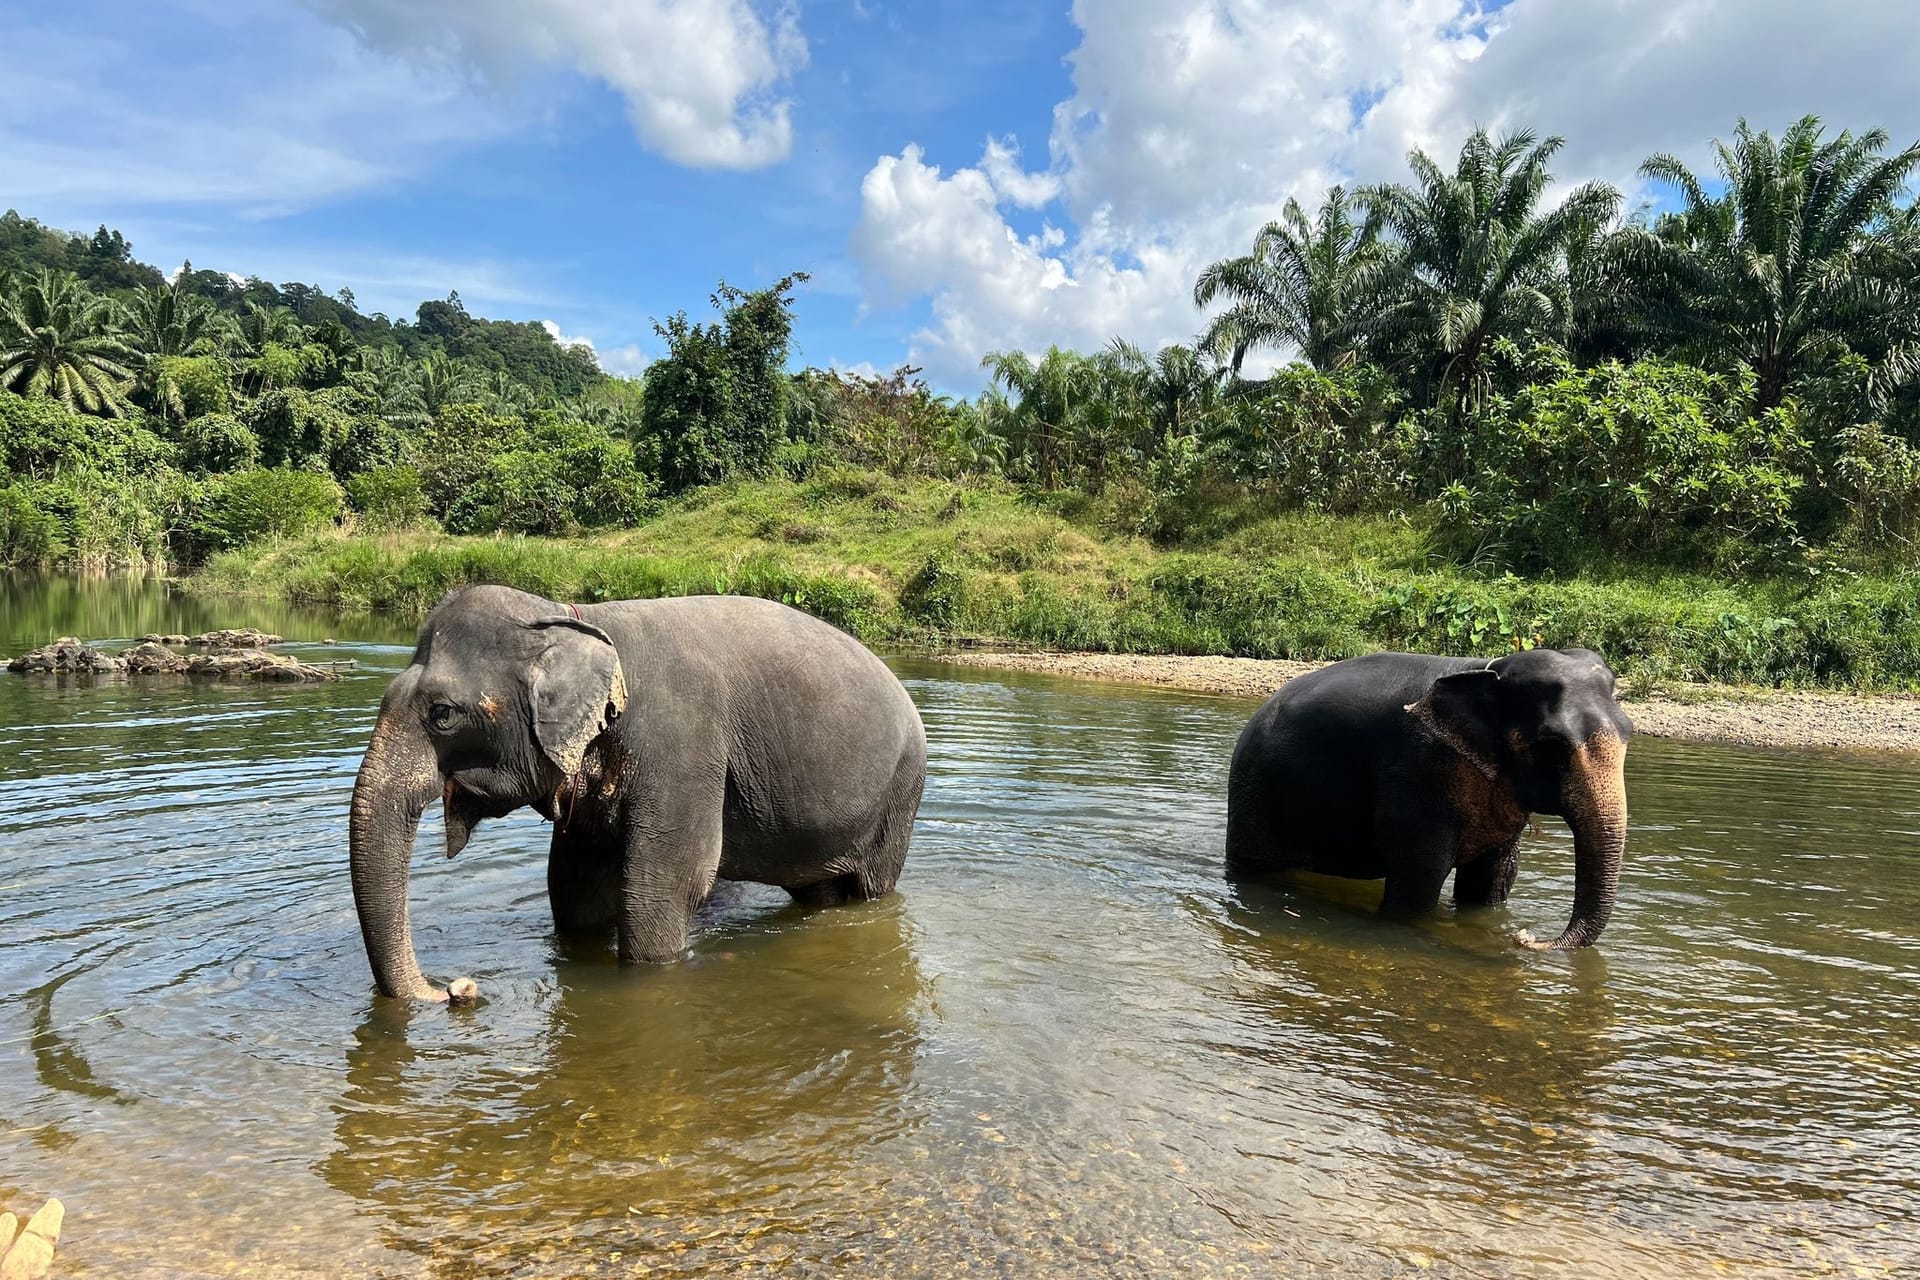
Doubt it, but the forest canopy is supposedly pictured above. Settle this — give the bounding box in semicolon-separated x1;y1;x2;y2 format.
5;113;1920;586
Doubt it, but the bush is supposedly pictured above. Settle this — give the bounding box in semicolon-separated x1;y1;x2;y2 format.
1431;349;1809;572
191;467;345;555
245;388;358;469
419;402;526;519
177;413;260;473
150;355;231;419
1831;423;1920;548
899;554;966;630
1225;363;1413;515
444;417;653;535
0;473;180;569
346;465;430;530
1;392;173;479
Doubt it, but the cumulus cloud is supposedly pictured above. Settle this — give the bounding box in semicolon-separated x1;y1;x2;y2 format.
540;320;649;377
304;0;808;168
854;0;1920;386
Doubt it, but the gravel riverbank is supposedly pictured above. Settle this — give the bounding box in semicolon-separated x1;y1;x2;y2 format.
939;651;1920;753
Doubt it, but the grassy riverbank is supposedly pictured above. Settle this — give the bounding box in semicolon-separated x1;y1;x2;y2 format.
189;470;1920;690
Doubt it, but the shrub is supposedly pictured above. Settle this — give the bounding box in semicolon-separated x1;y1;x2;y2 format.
1;393;173;479
1431;349;1809;572
178;413;260;473
149;355;231;419
899;554;966;630
444;418;653;535
191;467;345;555
245;388;358;469
0;473;180;569
1225;363;1413;515
346;465;430;530
1831;423;1920;548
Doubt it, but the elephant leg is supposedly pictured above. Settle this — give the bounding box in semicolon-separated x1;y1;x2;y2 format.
788;875;861;908
1454;836;1521;909
1377;813;1456;919
618;801;724;964
548;830;621;938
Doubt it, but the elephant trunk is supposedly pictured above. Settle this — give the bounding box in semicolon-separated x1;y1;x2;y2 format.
349;681;448;1001
1525;731;1628;951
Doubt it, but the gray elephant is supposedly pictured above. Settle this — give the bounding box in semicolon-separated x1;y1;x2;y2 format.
349;586;927;1001
1226;648;1633;949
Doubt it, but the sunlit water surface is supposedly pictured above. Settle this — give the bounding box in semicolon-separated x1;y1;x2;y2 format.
1;577;1917;1277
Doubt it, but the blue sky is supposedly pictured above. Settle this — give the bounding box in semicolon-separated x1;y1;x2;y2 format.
7;1;1920;392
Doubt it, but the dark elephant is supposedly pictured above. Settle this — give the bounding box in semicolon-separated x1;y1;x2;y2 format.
1225;647;1632;949
349;585;927;1000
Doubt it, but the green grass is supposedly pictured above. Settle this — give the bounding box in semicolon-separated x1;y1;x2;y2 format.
190;468;1920;690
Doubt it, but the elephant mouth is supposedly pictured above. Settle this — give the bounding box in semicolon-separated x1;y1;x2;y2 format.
442;777;518;859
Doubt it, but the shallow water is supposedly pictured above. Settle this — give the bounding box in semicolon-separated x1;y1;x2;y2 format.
1;577;1917;1278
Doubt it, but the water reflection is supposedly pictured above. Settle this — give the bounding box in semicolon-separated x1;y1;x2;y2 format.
323;897;929;1277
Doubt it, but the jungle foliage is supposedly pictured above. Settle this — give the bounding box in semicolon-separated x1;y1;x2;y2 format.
7;114;1920;683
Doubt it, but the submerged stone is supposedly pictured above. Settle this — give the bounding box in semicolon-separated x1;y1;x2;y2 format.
6;636;350;682
5;638;124;674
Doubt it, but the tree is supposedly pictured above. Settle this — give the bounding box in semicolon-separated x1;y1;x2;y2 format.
641;273;807;492
979;346;1093;488
1363;128;1619;410
0;270;139;416
412;350;480;416
1631;114;1920;412
1193;186;1384;373
1101;339;1227;441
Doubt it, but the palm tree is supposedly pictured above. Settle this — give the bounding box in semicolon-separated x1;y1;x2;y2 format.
412;350;479;416
129;280;223;359
1193;186;1384;373
1630;115;1920;411
1101;339;1227;441
346;346;428;427
0;270;140;416
980;346;1101;488
1362;128;1620;410
231;300;303;357
128;280;232;419
482;367;533;414
940;405;1009;477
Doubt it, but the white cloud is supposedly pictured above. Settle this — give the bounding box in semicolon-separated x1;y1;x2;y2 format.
979;136;1063;209
596;344;651;379
541;320;649;378
854;0;1920;387
304;0;809;169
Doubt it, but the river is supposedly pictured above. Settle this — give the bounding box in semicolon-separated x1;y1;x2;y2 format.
1;577;1916;1277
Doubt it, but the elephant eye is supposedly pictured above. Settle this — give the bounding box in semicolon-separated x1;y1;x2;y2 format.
426;701;463;733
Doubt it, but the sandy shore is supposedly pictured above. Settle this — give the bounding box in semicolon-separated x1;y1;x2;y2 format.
938;651;1920;753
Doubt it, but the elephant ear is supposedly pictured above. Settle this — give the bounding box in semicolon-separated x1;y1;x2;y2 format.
1406;668;1504;779
525;616;628;777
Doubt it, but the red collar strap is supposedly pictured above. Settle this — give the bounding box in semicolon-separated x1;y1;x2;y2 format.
566;602;583;621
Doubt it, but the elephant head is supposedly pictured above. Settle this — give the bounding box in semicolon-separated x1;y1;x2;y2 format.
349;586;628;1000
1407;647;1633;950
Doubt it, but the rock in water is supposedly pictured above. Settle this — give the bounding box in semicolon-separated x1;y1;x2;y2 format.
0;1197;63;1280
122;641;188;675
5;638;124;674
184;628;283;649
